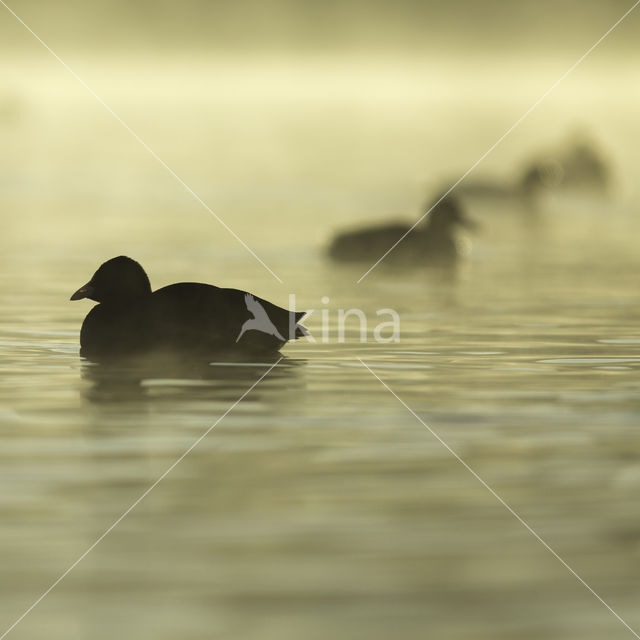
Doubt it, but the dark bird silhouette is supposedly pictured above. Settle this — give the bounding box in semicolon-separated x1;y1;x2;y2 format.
328;194;475;267
70;256;308;362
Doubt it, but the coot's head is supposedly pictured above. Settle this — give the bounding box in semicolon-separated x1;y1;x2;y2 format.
70;256;152;304
424;195;476;231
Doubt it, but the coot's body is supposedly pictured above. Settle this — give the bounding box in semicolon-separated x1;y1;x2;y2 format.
72;258;307;362
328;220;460;266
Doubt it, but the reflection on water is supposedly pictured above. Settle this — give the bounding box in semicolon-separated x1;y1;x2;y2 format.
0;57;639;639
81;355;305;405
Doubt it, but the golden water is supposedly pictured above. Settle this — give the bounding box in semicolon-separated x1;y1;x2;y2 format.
1;56;639;639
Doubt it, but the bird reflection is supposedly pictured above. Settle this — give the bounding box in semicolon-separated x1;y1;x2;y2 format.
81;351;305;405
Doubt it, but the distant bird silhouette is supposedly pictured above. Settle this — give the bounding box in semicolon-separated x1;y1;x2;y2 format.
70;256;308;362
328;194;475;267
451;135;611;207
521;141;610;197
236;293;287;343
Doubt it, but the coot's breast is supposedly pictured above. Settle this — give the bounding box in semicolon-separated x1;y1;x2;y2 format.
419;231;459;265
79;303;150;360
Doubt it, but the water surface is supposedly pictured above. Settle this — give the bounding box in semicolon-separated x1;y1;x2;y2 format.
1;57;639;639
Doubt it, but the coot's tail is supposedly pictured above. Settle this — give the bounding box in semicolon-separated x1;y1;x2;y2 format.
292;311;310;340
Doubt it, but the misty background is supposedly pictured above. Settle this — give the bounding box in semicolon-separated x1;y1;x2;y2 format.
2;0;639;275
1;0;639;53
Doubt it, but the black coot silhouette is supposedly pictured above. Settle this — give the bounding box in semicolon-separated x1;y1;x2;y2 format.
70;257;308;361
328;194;474;266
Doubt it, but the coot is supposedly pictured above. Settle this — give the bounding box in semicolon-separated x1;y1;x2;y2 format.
328;194;474;266
520;141;610;199
71;257;308;361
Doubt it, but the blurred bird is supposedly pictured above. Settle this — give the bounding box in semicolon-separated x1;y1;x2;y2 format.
452;135;611;206
328;194;475;267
